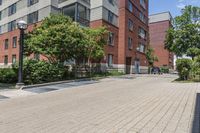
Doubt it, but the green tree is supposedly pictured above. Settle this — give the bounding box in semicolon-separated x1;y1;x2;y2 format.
25;14;107;66
25;14;86;64
73;27;107;65
192;55;200;81
186;47;200;60
165;6;200;57
176;58;193;80
145;47;158;74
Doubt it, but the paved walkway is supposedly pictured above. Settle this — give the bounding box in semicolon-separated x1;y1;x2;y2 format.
0;75;199;133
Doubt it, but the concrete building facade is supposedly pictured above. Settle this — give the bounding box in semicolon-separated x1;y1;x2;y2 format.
0;0;149;73
149;12;174;68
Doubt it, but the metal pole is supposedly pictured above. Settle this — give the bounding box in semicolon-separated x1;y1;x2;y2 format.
16;29;24;88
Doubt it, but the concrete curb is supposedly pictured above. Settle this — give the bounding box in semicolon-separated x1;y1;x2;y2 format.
20;74;131;90
20;78;100;90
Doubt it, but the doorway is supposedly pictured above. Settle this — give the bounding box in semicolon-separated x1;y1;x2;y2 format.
126;57;132;74
135;60;140;74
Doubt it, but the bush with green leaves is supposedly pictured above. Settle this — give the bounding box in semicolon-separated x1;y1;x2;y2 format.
0;68;17;83
13;59;70;84
192;56;200;81
176;58;193;80
160;67;169;73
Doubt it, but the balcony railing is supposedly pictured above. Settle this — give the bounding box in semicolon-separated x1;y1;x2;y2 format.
77;17;90;27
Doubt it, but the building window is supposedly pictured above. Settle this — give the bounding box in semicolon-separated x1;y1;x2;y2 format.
28;0;39;6
4;39;9;49
108;32;114;46
4;55;8;65
12;36;17;48
0;0;2;5
140;0;146;9
128;0;133;12
128;19;133;31
77;4;90;26
139;12;145;23
108;11;114;24
108;54;113;67
8;3;16;16
28;11;38;24
139;27;146;39
128;37;133;50
63;3;90;27
12;55;16;64
63;4;76;20
8;20;16;32
139;43;145;53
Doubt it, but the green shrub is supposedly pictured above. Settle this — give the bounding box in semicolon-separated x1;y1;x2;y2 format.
192;56;200;81
13;59;69;84
176;58;193;80
0;68;17;83
160;67;169;73
108;70;124;76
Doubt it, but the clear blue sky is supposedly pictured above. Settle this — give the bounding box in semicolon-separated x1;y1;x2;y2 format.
149;0;200;17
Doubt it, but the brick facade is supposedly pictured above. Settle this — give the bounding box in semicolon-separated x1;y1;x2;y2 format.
149;20;174;68
118;0;149;73
0;0;149;73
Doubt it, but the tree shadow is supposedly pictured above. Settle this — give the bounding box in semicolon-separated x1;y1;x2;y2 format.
192;93;200;133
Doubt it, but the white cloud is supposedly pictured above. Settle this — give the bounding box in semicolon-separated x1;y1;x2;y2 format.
177;3;186;9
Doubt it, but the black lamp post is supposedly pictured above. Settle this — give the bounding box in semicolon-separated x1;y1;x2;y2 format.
135;47;140;74
15;20;27;89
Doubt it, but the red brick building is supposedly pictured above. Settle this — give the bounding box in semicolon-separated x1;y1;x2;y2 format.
118;0;149;73
149;12;174;68
0;0;149;73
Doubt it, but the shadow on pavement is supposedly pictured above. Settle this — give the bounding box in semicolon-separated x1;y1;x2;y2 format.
0;95;9;100
192;93;200;133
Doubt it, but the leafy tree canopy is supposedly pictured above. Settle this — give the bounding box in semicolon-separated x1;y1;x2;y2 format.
25;14;107;64
165;6;200;57
145;47;158;67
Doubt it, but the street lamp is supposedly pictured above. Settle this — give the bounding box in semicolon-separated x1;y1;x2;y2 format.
15;20;27;89
135;47;140;74
135;47;140;60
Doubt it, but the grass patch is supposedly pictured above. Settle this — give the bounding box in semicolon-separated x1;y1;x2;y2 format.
91;70;125;79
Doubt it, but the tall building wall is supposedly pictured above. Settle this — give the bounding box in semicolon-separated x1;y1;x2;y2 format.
0;0;149;73
118;0;149;73
149;12;174;68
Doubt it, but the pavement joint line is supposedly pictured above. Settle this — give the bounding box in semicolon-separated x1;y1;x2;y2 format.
103;85;178;133
75;91;160;133
103;88;173;129
147;86;189;133
0;75;198;133
125;84;181;132
119;87;178;132
171;86;194;133
151;88;189;133
68;81;168;132
68;92;155;132
137;87;185;133
160;86;192;133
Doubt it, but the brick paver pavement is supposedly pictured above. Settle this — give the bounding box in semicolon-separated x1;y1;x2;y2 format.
0;75;199;133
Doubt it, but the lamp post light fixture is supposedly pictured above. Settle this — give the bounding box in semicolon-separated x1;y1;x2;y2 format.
15;20;27;89
135;47;140;60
